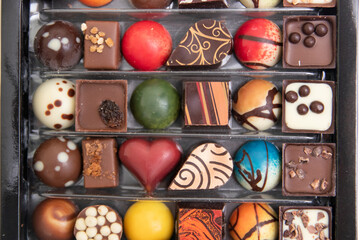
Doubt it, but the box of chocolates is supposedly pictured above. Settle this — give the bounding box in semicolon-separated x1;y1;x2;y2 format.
1;0;357;239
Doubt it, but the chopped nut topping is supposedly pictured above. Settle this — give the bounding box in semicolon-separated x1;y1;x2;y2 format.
89;45;97;53
284;212;295;225
97;37;104;45
98;31;106;37
289;170;297;178
312;146;323;157
307;225;317;234
296;169;305;179
304;147;312;155
299;156;310;163
317;212;325;221
297;225;303;240
91;37;98;44
85;34;90;40
296;210;304;217
320;178;328;190
105;38;114;47
319;230;325;240
96;45;104;53
311;179;320;189
81;23;87;32
283;230;291;238
289;223;296;233
90;26;99;34
301;214;309;228
321;150;333;160
315;223;327;232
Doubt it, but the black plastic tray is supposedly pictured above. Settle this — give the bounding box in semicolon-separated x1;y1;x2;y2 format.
1;0;358;239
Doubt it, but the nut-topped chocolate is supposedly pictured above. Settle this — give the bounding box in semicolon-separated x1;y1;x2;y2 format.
82;21;121;70
283;16;336;69
282;80;335;133
166;19;232;69
282;143;336;196
279;206;332;240
178;0;229;8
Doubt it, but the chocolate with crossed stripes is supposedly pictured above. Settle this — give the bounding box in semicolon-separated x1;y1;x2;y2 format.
229;203;278;240
168;143;233;190
232;79;281;131
234;18;282;70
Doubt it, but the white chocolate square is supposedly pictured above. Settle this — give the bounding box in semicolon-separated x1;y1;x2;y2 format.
285;82;333;131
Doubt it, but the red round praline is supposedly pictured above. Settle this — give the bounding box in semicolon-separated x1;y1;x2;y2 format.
32;198;78;240
234;18;282;70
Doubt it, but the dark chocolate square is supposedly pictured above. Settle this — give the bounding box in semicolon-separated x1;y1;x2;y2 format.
177;203;224;240
282;143;336;196
282;80;335;134
82;138;119;188
83;21;121;70
283;0;336;7
279;206;332;240
76;80;127;132
178;0;229;8
283;16;336;69
183;81;230;127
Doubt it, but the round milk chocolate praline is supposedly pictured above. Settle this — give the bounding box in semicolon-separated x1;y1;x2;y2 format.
234;18;282;70
33;137;81;188
33;198;78;240
130;0;172;9
233;140;281;192
32;78;75;130
232;79;281;131
34;21;82;70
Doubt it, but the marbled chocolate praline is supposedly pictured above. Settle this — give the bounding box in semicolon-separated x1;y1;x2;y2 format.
34;21;82;70
33;199;78;240
232;79;281;131
33;137;81;188
234;140;281;192
166;19;232;69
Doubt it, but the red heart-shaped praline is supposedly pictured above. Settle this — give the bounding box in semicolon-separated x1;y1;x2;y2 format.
119;138;182;193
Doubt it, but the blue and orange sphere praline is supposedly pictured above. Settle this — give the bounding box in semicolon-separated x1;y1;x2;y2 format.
234;18;282;70
229;203;278;240
233;140;281;192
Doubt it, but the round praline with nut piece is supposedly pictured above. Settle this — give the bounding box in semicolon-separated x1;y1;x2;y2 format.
302;22;315;35
304;36;316;48
74;205;123;240
33;198;78;240
297;104;309;115
289;32;301;44
315;24;328;37
34;21;82;70
285;91;298;103
310;101;325;113
298;85;310;97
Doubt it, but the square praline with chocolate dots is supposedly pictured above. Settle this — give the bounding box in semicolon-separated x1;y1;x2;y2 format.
279;206;332;240
283;16;336;69
75;80;127;132
282;143;336;197
282;80;335;134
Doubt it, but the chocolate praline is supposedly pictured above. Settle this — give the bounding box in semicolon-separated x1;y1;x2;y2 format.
33;137;82;188
34;21;82;70
130;0;172;9
32;199;78;240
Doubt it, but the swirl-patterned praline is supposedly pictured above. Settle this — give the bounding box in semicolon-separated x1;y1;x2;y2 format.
166;19;232;69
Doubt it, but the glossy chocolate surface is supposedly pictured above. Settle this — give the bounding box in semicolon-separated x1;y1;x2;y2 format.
282;80;335;133
33;137;81;188
32;199;78;240
82;138;119;188
183;81;230;127
279;206;332;240
282;143;336;196
74;205;123;240
130;0;172;8
178;0;228;8
283;0;336;7
76;80;127;132
83;21;121;70
283;16;336;69
34;21;82;70
166;19;232;69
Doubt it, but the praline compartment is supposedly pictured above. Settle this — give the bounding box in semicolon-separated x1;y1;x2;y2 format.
239;0;281;8
34;21;82;70
32;78;75;130
233;140;281;192
74;205;123;240
33;137;82;188
129;0;172;9
229;203;278;240
234;18;282;70
232;79;281;131
32;198;78;240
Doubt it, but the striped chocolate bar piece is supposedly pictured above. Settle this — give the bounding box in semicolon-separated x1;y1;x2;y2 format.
184;81;230;127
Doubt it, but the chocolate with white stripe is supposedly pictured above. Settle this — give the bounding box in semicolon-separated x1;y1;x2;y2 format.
169;143;233;190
